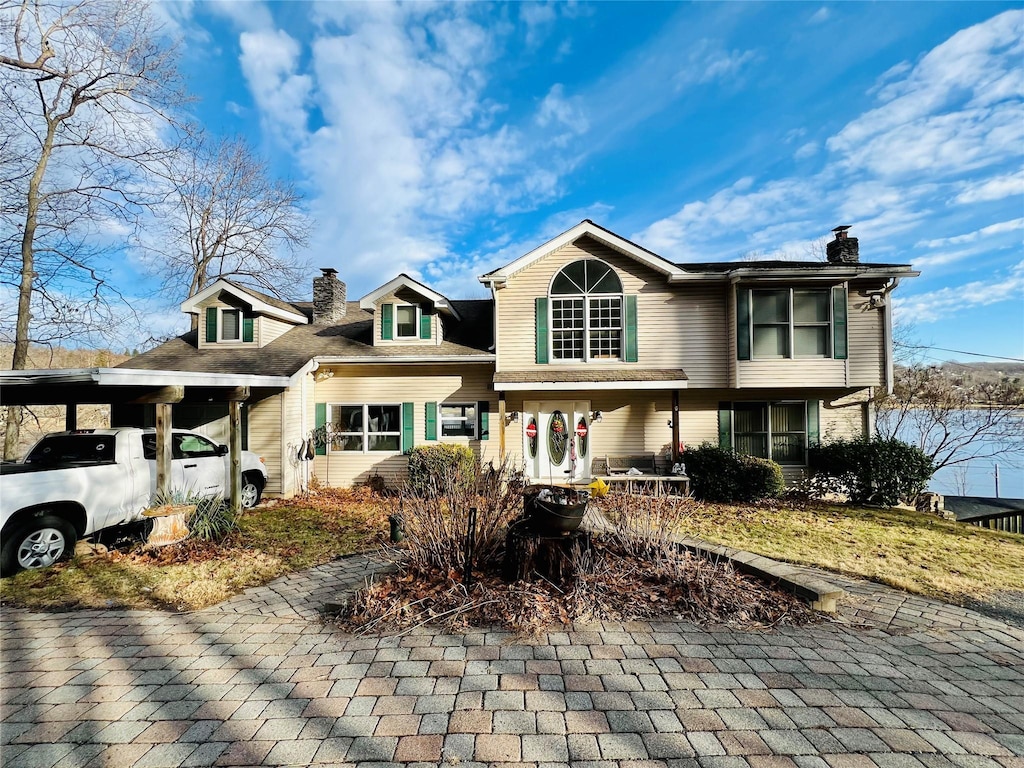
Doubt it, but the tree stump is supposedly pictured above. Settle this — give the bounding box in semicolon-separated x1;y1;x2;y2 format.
502;522;592;583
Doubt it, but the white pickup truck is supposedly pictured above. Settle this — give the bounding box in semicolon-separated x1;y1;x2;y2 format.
0;428;269;576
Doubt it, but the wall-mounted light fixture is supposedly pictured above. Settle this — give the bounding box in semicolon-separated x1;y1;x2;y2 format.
591;410;603;423
507;411;519;424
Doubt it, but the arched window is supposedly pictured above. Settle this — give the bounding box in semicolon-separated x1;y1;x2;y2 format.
549;259;624;361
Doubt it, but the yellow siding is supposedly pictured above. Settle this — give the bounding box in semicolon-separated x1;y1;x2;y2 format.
821;392;870;442
260;316;296;346
738;359;848;388
494;237;729;387
847;294;885;387
279;382;306;496
308;364;496;488
247;393;283;495
195;296;295;350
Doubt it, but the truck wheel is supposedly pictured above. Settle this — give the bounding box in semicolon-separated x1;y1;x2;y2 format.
240;473;264;509
1;516;77;577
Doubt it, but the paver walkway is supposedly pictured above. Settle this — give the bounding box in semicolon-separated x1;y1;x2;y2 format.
2;554;1022;768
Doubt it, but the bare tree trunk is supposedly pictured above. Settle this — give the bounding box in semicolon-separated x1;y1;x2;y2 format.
4;117;56;459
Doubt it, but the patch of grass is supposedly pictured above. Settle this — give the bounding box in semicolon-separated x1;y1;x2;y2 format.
0;487;389;612
678;501;1024;603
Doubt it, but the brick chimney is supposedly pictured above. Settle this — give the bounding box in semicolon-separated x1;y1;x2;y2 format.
826;225;859;264
313;268;346;325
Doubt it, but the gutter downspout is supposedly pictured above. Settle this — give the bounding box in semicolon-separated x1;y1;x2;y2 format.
882;278;901;395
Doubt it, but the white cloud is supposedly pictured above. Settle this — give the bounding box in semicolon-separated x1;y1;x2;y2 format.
700;49;757;83
809;7;830;25
828;9;1024;179
674;41;758;89
895;260;1024;323
639;9;1024;276
239;28;312;144
954;171;1024;204
794;141;819;160
918;217;1024;248
536;84;589;145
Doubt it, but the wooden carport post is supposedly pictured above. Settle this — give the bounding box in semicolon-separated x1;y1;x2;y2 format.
129;387;185;497
225;388;250;514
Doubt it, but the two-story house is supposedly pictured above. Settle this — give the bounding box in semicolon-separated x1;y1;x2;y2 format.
116;220;917;495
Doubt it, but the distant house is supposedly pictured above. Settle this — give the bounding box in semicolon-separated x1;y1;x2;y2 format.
116;220;918;495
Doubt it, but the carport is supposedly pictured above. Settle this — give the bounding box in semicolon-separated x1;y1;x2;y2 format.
0;368;290;512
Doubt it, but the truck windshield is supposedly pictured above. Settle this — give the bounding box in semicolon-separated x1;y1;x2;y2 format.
25;435;116;465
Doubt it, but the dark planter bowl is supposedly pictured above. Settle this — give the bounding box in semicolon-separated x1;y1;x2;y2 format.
523;485;588;534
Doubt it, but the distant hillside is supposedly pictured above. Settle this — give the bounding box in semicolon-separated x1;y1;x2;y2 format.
916;361;1024;389
1;346;132;457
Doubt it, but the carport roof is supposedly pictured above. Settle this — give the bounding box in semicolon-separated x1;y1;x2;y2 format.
0;367;289;406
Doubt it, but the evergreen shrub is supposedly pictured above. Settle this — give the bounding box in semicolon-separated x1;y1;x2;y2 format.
808;437;934;507
685;444;784;503
407;444;477;498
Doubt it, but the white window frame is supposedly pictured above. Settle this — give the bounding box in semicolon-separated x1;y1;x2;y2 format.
393;303;420;339
440;402;477;439
549;260;624;363
328;403;402;454
732;400;808;466
219;308;242;342
749;288;832;360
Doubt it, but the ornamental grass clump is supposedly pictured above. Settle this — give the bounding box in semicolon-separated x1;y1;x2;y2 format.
392;456;527;573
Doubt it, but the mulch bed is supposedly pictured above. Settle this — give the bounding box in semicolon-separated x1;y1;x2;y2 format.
338;537;820;635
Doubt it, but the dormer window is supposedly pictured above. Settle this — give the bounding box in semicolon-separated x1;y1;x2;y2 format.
204;306;254;344
395;305;418;338
220;309;241;341
550;260;624;361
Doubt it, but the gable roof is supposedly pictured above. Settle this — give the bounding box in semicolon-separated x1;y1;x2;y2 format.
358;273;462;321
480;220;692;286
479;220;918;286
180;278;308;325
118;299;494;378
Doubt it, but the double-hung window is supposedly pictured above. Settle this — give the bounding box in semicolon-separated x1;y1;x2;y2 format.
749;288;832;359
550;260;624;361
330;404;401;452
440;403;477;438
220;309;241;341
395;305;418;338
732;402;808;465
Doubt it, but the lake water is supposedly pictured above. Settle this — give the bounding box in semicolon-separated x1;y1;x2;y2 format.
883;412;1024;499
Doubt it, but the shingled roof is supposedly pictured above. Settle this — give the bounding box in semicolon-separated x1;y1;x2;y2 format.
119;300;494;377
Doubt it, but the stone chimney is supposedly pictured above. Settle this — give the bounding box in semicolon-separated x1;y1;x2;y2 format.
313;268;346;325
826;225;859;264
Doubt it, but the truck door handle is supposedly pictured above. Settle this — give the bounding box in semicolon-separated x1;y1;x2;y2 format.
184;463;197;468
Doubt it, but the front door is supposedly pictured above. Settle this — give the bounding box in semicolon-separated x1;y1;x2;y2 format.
523;401;591;484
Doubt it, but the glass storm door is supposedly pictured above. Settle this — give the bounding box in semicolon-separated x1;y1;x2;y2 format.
523;401;590;483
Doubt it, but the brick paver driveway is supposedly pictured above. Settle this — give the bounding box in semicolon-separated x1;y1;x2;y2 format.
2;555;1022;768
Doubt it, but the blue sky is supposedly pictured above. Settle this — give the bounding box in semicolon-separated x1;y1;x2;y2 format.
148;1;1023;363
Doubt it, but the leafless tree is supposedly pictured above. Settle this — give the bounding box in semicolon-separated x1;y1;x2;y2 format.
145;134;310;307
875;364;1024;473
0;0;185;457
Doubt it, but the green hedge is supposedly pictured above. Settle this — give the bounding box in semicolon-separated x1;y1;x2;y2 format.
407;444;477;498
808;437;934;506
684;444;784;503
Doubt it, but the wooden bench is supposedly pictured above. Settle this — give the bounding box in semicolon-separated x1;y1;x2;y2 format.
597;454;690;496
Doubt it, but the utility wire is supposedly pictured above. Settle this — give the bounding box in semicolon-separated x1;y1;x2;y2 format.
902;344;1024;363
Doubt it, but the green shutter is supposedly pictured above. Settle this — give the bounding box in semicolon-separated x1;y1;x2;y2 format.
718;403;733;450
807;399;820;448
401;402;414;453
242;316;254;343
736;288;750;360
425;401;437;440
535;298;549;364
478;401;489;440
624;294;638;363
315;402;327;455
381;304;393;340
205;307;217;343
420;309;432;340
832;285;848;360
